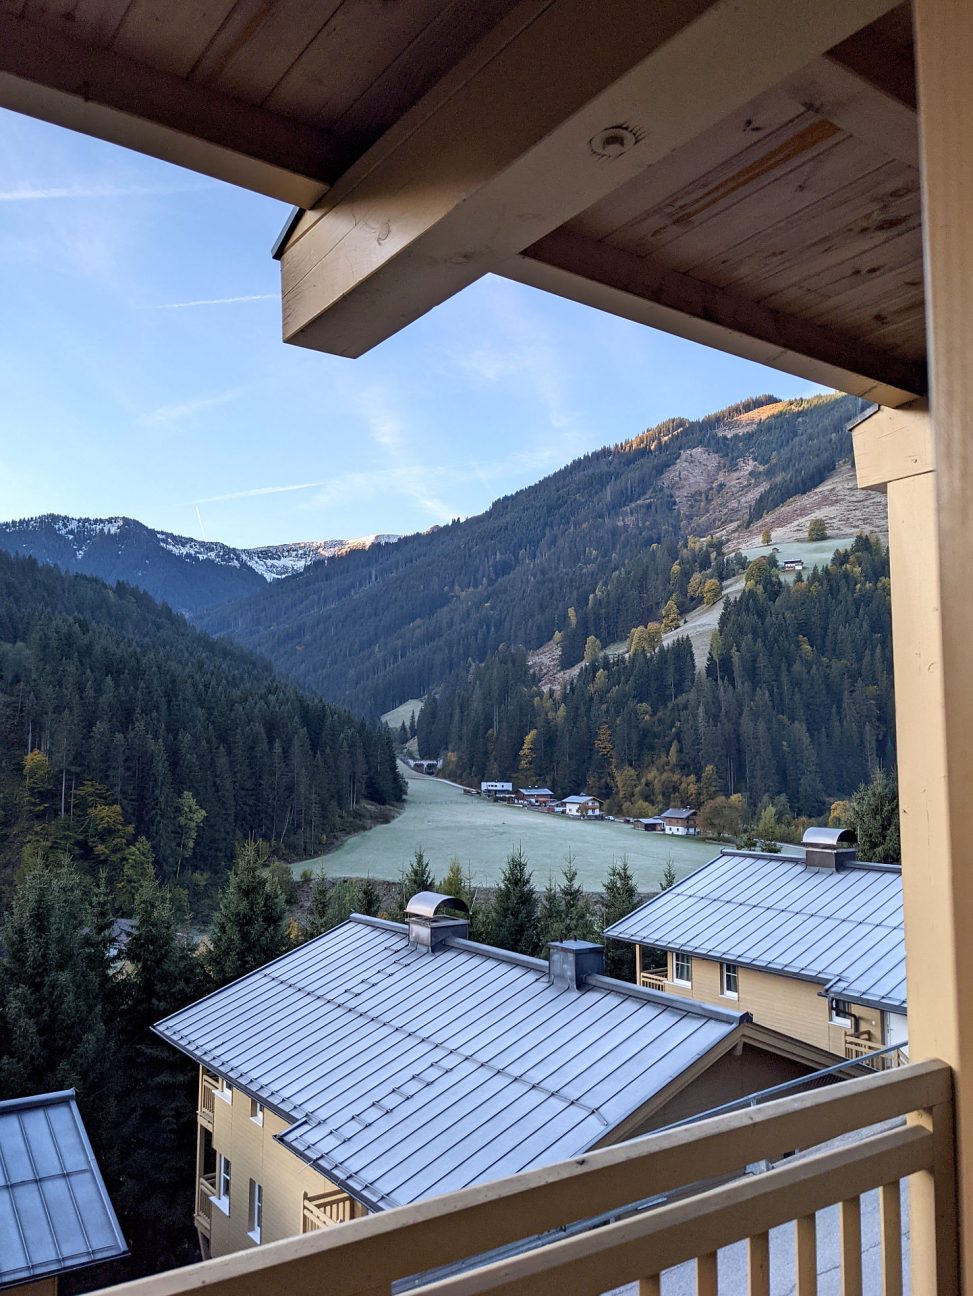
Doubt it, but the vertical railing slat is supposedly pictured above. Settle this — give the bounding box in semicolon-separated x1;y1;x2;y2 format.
696;1251;718;1295
796;1213;817;1295
840;1197;863;1296
749;1231;769;1296
879;1182;903;1296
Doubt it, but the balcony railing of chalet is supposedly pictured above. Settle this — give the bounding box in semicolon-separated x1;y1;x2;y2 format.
638;968;668;992
93;1059;955;1296
198;1072;219;1128
844;1036;908;1072
194;1172;217;1237
303;1188;358;1231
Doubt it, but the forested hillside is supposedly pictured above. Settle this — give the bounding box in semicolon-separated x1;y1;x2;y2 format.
203;393;863;715
0;551;403;893
0;514;398;616
419;537;893;821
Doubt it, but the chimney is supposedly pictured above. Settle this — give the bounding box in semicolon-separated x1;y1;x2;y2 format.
405;891;469;952
549;940;605;989
802;826;857;870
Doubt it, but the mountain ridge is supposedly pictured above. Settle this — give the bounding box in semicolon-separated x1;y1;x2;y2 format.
0;514;399;616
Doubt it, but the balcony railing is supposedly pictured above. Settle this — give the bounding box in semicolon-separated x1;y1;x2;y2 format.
194;1172;217;1237
198;1072;219;1128
845;1034;908;1071
92;1059;955;1295
303;1187;358;1232
638;968;668;992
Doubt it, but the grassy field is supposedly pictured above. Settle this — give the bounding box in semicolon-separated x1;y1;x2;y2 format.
381;698;424;731
297;764;718;891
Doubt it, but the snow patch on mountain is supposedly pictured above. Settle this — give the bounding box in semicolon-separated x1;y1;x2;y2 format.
242;534;399;580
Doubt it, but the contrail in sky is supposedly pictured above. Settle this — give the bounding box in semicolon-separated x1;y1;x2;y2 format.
194;505;208;540
149;294;277;310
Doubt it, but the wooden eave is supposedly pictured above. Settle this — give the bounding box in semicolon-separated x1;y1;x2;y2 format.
0;0;925;403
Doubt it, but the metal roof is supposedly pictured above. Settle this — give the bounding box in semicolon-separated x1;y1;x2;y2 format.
604;851;906;1013
156;917;744;1213
660;808;697;819
0;1091;127;1289
559;794;601;804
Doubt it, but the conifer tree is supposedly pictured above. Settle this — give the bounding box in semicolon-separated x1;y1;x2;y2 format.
487;846;539;954
848;768;900;863
402;846;435;897
557;861;598;943
602;857;639;979
207;839;289;985
356;875;381;917
0;858;113;1119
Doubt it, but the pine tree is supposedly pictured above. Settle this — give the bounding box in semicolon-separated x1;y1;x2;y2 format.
356;875;381;916
602;857;639;980
115;866;203;1268
558;861;598;943
848;768;900;863
659;859;678;890
486;846;539;954
207;838;289;985
0;858;113;1118
402;846;435;897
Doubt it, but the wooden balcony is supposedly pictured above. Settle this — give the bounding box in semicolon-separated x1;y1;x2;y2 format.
303;1187;358;1232
95;1058;955;1296
638;968;668;992
198;1072;219;1129
844;1035;908;1072
194;1172;217;1237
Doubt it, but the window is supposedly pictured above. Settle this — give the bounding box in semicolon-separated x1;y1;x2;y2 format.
212;1154;231;1215
830;998;854;1028
672;952;692;986
250;1098;264;1125
216;1078;233;1103
248;1180;263;1243
721;963;739;999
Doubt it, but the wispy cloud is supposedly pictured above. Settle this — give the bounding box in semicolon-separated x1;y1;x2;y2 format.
142;387;246;428
148;293;277;310
0;181;205;202
193;478;332;504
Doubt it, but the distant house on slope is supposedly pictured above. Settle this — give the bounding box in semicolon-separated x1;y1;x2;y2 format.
0;1090;127;1294
556;794;603;817
480;780;513;798
156;892;853;1262
634;817;665;832
604;829;907;1068
783;558;805;572
660;807;699;835
516;787;555;805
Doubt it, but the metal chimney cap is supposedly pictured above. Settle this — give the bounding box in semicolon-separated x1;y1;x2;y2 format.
405;891;470;919
802;826;856;849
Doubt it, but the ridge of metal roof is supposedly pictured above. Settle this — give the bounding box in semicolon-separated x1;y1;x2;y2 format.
156;918;743;1210
0;1089;128;1288
605;850;905;1013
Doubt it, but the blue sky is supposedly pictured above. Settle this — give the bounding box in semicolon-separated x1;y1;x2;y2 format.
0;109;826;549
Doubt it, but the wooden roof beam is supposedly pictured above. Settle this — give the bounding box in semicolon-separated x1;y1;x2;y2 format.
505;228;924;406
278;0;904;358
0;11;340;207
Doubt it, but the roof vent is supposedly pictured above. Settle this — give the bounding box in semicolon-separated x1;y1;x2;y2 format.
549;940;604;990
405;891;469;952
802;826;857;871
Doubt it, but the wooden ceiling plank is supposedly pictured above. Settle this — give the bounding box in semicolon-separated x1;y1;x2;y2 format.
109;0;239;80
506;229;923;404
781;54;918;167
564;88;807;243
597;110;838;259
188;0;342;107
620;132;889;275
692;161;919;295
280;0;904;357
54;0;134;49
327;0;522;163
264;0;453;126
761;222;923;319
0;8;339;204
